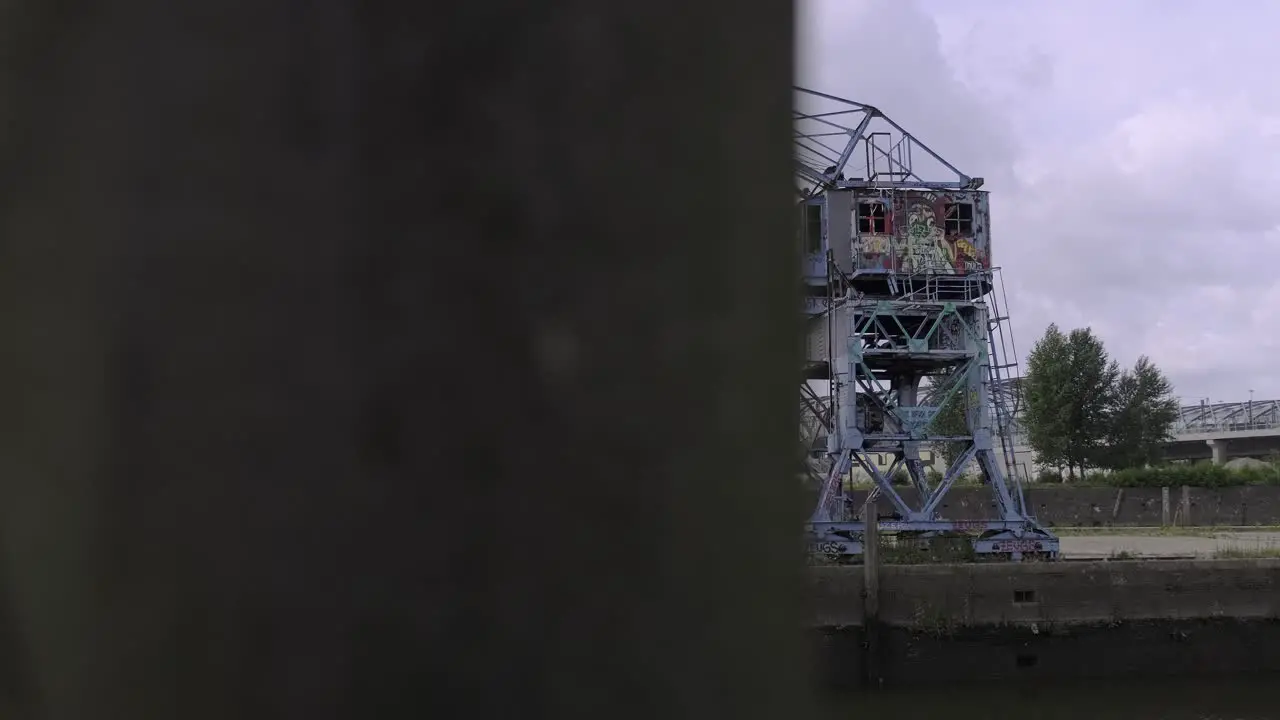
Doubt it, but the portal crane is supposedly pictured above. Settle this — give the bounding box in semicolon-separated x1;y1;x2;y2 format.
794;86;1058;561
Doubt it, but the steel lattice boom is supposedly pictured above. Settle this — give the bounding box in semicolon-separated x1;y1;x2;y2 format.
796;86;1059;562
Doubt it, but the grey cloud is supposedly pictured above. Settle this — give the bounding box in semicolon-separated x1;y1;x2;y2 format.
801;0;1280;401
800;0;1022;189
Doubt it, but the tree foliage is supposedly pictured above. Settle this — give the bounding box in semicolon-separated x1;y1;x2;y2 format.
1023;324;1072;473
1023;324;1160;478
940;323;1182;481
1101;355;1180;470
1063;327;1121;473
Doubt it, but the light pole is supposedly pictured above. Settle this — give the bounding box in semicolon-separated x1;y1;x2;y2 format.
1249;389;1255;428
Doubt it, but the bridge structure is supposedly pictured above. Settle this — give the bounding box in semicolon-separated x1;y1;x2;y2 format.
1161;399;1280;464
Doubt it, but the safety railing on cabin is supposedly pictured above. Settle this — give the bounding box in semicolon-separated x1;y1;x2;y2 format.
895;269;987;303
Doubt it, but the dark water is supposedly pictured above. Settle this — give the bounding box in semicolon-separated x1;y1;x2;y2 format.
824;676;1280;719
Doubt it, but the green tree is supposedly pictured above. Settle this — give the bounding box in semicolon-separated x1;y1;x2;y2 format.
1023;324;1071;475
1102;355;1179;469
1065;327;1120;474
927;368;972;471
1023;325;1119;479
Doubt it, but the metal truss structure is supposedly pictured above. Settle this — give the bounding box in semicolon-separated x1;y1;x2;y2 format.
1175;399;1280;435
796;86;1059;562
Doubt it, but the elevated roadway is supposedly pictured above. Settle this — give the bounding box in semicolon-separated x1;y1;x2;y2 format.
1162;399;1280;464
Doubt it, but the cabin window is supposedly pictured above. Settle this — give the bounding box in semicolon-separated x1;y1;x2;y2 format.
805;203;823;254
944;202;974;235
857;202;888;234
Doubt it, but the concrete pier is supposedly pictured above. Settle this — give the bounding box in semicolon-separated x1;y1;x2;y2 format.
1208;438;1231;465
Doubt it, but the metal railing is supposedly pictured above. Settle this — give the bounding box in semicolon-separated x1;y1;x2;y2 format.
1173;399;1280;435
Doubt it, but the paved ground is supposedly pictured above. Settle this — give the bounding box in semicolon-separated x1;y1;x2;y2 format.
1059;531;1280;559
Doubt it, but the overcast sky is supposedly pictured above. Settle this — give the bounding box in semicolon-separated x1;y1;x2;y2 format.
800;0;1279;406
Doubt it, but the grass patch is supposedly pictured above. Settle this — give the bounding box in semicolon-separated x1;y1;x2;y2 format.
1212;543;1280;559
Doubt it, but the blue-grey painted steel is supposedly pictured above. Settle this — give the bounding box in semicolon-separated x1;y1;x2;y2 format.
795;87;1059;562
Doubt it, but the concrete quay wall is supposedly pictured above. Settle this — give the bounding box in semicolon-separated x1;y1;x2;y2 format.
810;559;1280;628
810;559;1280;688
840;485;1280;527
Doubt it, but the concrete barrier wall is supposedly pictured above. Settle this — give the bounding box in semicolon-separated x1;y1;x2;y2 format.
838;485;1280;527
810;559;1280;628
811;560;1280;688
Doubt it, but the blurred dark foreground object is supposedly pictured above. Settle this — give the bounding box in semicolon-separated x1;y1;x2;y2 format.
0;1;803;718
